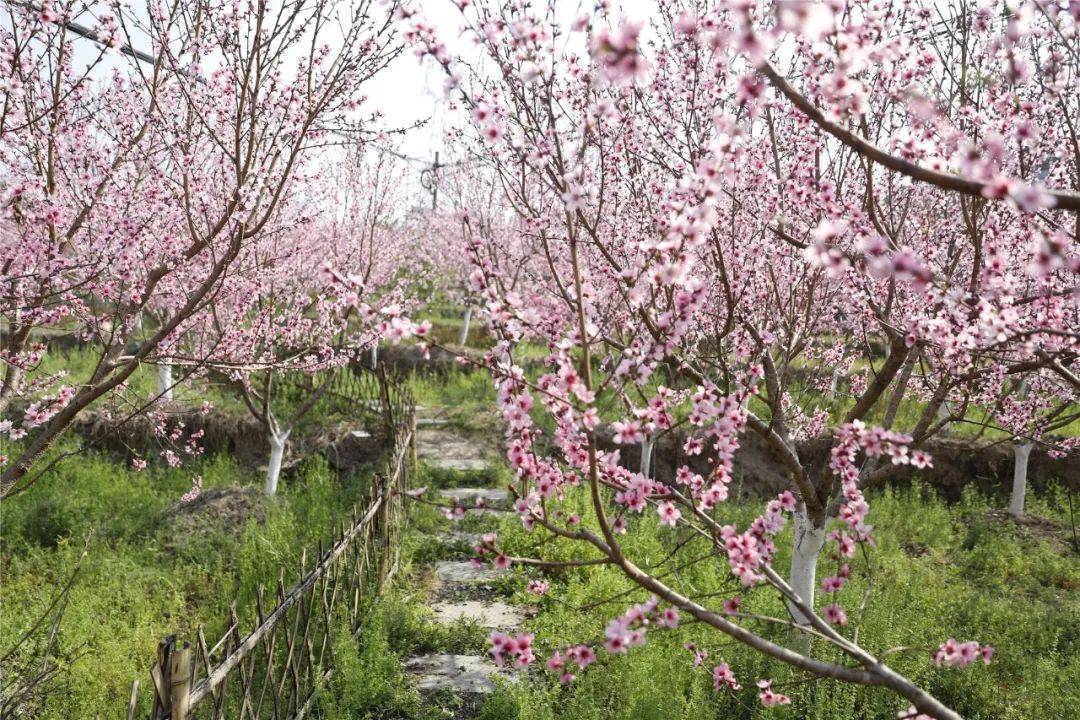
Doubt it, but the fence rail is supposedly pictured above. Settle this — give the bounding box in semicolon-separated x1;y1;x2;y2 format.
115;366;415;720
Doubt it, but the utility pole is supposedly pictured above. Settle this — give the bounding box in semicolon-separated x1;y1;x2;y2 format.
420;152;440;210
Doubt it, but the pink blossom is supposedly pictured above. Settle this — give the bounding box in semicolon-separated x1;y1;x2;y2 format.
527;578;550;595
179;475;202;504
590;19;649;85
822;603;848;626
756;679;792;707
712;662;741;691
933;639;992;668
657;501;681;527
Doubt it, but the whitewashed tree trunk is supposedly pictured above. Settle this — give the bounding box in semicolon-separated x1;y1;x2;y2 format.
264;430;291;496
1008;441;1033;518
459;307;472;346
156;364;174;401
788;505;828;624
827;370;840;400
640;435;654;478
369;344;378;370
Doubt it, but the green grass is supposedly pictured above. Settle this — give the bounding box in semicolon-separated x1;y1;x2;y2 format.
472;485;1079;720
321;453;1080;720
3;354;1077;720
0;447;378;719
31;345;249;414
407;366;500;429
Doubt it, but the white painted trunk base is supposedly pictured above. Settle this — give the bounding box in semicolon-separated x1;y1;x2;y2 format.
459;307;472;346
640;435;654;478
369;344;378;369
264;431;290;496
788;506;827;624
827;370;840;400
156;364;174;401
1009;441;1033;518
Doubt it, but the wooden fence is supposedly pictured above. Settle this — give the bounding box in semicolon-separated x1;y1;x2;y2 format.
115;366;415;720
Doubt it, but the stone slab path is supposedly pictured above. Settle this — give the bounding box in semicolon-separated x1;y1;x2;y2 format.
431;600;526;629
439;487;510;505
434;560;507;585
416;428;499;472
403;654;507;694
402;427;530;718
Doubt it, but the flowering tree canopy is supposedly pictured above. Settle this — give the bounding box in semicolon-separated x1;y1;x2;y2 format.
402;1;1079;717
0;0;404;494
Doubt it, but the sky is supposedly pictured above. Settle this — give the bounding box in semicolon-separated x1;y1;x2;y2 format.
363;0;659;181
13;0;661;193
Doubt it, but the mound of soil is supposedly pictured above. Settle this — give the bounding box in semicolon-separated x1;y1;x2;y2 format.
163;486;266;549
76;408;267;465
378;344;487;375
595;425;1079;501
982;509;1078;556
75;409;387;474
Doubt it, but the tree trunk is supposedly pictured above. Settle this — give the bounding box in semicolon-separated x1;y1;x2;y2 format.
788;505;827;624
459;307;472;346
827;369;840;400
640;435;654;478
156;364;174;401
1009;441;1033;518
264;430;290;496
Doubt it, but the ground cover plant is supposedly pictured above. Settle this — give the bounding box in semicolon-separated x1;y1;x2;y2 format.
473;484;1078;720
0;446;376;719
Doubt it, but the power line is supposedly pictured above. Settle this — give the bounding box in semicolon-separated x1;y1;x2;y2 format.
7;1;197;79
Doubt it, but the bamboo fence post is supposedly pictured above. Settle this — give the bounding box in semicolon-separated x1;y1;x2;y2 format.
110;368;417;720
126;679;139;720
167;644;193;720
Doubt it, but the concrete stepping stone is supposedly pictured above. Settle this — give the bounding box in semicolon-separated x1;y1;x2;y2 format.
431;600;526;629
439;530;481;547
435;561;506;584
403;653;506;694
417;429;496;472
429;456;491;472
440;487;510;505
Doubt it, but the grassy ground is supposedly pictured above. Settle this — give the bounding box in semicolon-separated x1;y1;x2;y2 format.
0;447;378;719
391;360;1080;720
3;350;1077;720
471;484;1079;720
313;454;1080;720
3;460;1077;720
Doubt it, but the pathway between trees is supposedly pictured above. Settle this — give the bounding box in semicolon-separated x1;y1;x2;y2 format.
402;423;528;717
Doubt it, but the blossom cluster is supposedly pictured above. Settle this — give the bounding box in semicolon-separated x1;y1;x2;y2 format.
933;639;994;669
